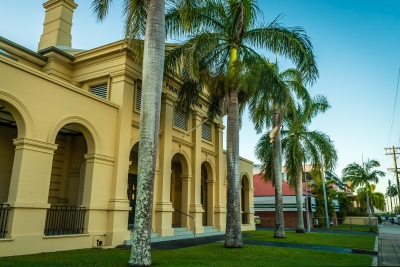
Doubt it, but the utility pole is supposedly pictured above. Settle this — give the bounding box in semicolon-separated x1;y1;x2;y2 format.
385;146;400;211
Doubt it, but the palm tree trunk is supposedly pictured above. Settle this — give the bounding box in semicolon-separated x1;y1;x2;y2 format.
366;190;373;232
391;195;393;214
370;196;375;217
295;164;305;233
273;107;285;238
224;88;242;248
129;1;165;266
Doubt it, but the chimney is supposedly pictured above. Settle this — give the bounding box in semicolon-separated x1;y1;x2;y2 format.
38;0;78;51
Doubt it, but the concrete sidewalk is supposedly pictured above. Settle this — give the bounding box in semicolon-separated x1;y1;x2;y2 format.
378;223;400;266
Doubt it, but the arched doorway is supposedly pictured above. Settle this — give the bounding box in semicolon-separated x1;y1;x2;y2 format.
200;162;214;226
170;153;190;227
127;143;139;227
46;123;90;236
0;103;18;204
241;175;250;224
48;124;87;206
201;164;207;226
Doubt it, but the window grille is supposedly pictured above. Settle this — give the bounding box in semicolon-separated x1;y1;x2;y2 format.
202;123;211;141
174;110;187;130
90;84;107;99
136;87;142;110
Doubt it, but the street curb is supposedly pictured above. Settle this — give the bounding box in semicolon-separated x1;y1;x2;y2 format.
351;248;378;256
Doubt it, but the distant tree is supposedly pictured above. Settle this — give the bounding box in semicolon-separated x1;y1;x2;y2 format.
254;94;337;233
335;192;353;224
386;181;397;215
356;184;385;217
309;177;336;227
342;159;385;232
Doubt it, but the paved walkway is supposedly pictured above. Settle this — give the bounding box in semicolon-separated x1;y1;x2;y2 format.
378;223;400;266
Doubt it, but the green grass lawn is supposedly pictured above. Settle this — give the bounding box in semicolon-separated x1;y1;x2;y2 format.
0;231;376;266
0;243;372;267
330;224;378;233
243;230;376;250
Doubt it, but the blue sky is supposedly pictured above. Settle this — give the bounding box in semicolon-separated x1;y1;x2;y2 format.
1;0;400;194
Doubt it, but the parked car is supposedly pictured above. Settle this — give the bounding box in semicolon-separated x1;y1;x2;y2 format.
396;215;400;225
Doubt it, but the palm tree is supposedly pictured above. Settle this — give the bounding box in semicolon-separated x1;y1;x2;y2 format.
92;0;165;265
386;181;397;215
250;62;312;237
357;185;385;216
165;0;318;245
342;159;385;232
254;94;337;233
309;178;336;227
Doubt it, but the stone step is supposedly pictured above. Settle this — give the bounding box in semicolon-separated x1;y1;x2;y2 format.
124;226;224;245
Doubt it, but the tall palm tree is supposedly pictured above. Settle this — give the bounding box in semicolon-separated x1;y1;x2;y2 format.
92;1;165;265
165;0;318;245
342;159;385;232
254;95;337;233
250;62;312;237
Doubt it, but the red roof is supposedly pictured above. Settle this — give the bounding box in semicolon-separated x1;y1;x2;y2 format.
253;173;312;197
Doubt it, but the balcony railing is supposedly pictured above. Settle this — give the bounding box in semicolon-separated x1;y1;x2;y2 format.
0;204;11;238
44;206;86;236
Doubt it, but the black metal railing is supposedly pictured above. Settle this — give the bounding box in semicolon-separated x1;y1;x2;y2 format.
174;209;196;238
0;204;11;238
44;206;86;236
242;212;248;224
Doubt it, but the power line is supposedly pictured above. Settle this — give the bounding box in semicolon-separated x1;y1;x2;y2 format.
388;68;400;145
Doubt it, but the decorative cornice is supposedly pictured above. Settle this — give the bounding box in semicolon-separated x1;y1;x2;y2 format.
110;69;140;82
13;138;58;154
132;120;140;129
172;136;194;148
0;56;119;109
201;147;217;157
215;123;225;131
84;153;115;165
43;0;78;10
222;150;254;164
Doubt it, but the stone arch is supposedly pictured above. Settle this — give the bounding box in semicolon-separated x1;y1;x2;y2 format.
0;90;34;138
130;136;140;150
201;158;216;181
240;172;251;189
48;116;101;154
171;148;191;175
240;172;251;224
200;159;216;226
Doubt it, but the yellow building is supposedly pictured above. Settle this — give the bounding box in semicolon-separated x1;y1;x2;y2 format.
0;0;254;257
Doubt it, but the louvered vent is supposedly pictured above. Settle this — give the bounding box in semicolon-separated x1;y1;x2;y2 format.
174;110;187;130
136;87;142;110
90;84;108;99
202;123;211;141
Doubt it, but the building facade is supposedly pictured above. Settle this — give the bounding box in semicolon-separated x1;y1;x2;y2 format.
253;173;316;229
0;0;254;257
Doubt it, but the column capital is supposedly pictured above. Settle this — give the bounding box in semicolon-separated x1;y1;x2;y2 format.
84;153;115;165
13;138;58;154
215;123;225;132
161;92;175;105
181;174;192;181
